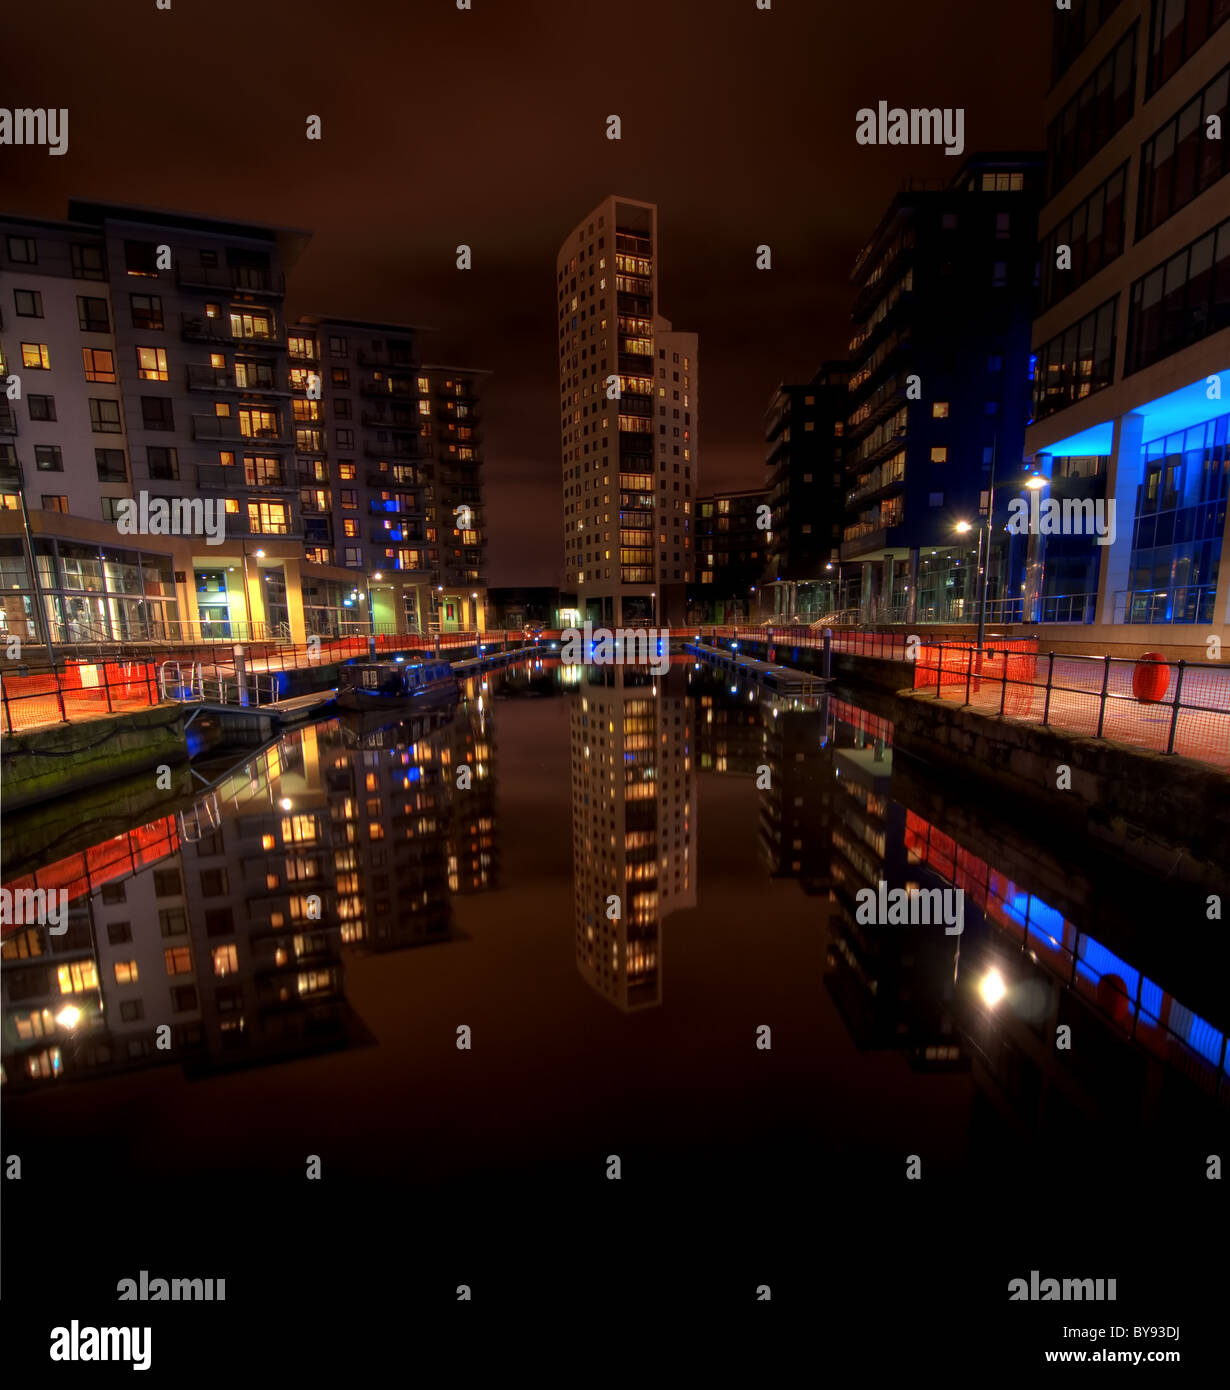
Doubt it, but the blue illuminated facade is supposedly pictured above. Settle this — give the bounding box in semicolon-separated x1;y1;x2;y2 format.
1023;1;1230;639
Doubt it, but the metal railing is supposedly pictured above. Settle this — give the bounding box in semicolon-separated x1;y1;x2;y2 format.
1;659;162;734
913;641;1230;768
1;631;525;734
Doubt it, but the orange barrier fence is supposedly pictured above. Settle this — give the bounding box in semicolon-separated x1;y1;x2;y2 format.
911;642;1230;767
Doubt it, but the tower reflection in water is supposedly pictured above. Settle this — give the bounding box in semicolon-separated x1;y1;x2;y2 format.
568;662;695;1011
0;691;498;1089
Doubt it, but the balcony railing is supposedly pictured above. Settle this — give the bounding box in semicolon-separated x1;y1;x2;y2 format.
356;348;417;368
359;380;419;400
185;364;287;394
176;264;285;296
195;463;295;491
365;468;424;489
0;403;17;436
191;415;289;447
363;441;420;460
180;314;284;349
361;411;421;431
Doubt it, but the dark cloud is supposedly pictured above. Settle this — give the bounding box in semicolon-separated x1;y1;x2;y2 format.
2;0;1049;584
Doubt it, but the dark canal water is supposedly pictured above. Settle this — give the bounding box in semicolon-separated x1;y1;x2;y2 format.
3;658;1227;1364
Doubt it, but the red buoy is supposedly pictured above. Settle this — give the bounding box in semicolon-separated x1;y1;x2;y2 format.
1131;652;1169;703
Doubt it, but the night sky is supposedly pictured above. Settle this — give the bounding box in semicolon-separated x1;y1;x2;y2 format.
3;1;1049;584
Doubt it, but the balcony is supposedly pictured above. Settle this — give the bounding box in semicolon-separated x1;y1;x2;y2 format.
196;463;295;491
846;378;906;444
369;524;424;544
365;467;424;489
225;510;303;541
192;415;290;447
185;364;288;395
181;313;284;350
368;498;423;516
359;379;419;401
847;425;907;474
850;242;915;323
0;403;17;436
176;264;285;296
763;401;791;444
846;466;906;510
356;348;417;368
361;411;421;431
439;432;483;453
363;441;420;461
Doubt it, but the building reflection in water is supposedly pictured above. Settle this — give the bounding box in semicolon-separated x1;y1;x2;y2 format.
569;663;695;1011
814;696;1230;1125
823;699;967;1071
1;688;498;1089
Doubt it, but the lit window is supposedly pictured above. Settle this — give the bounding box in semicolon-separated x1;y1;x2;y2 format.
164;947;193;976
932;402;949;418
930;447;948;463
212;944;239;977
81;347;115;382
137;346;169;381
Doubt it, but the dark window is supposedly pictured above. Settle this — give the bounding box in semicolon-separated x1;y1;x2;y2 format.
119;1000;145;1022
147;446;178;480
1051;0;1124;84
1046;25;1138;198
170;985;198;1012
1033;296;1119;419
1125;214;1230;374
34;445;63;471
27;395;56;421
205;908;234;937
141;397;175;432
1138;65;1229;238
77;296;110;333
95;449;127;482
198;829;225;856
200;868;229;896
158;907;188;936
1039;162;1128;311
14;289;43;317
101;883;127;905
6;236;37;264
130;293;164;330
71;242;106;280
124;240;159;277
1147;0;1230;97
89;398;122;433
153;868;182;897
106;921;132;944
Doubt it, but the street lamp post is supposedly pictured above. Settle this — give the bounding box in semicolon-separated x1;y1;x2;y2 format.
977;436;998;654
238;545;265;642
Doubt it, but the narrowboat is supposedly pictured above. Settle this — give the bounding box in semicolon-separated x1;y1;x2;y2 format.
335;659;457;712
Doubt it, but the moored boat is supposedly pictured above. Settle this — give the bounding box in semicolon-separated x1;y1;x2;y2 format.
335;659;458;712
